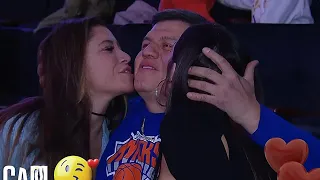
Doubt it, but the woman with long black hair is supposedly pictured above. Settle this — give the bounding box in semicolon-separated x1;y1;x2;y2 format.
156;23;276;180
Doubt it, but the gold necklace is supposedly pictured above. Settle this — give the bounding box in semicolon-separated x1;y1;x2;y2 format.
141;118;145;135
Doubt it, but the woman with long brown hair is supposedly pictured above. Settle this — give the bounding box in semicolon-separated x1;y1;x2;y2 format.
0;17;133;179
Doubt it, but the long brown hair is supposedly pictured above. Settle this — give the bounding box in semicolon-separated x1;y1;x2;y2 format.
0;17;127;178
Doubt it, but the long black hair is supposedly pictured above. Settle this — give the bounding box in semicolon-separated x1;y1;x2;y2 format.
155;24;274;180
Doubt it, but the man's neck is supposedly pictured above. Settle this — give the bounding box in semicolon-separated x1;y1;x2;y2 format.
139;92;165;113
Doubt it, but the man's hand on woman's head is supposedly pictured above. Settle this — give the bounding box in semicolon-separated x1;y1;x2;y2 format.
186;47;260;134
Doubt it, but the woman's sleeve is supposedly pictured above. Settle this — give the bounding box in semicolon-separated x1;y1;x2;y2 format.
0;121;8;169
0;113;39;172
0;115;25;175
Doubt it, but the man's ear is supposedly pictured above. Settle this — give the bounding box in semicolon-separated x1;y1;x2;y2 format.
169;63;176;82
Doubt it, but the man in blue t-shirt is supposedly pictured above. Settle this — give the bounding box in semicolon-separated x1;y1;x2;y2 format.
96;10;211;180
96;9;320;180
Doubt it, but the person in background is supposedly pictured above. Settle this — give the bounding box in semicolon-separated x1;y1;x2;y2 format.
158;0;216;22
217;0;314;23
113;0;158;25
34;0;115;32
96;9;319;180
0;17;133;179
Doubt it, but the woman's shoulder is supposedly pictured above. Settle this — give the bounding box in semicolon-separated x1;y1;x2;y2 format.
1;111;40;143
0;97;43;135
2;110;40;128
0;110;40;170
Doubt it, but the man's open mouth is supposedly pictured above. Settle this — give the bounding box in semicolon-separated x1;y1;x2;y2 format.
141;65;156;70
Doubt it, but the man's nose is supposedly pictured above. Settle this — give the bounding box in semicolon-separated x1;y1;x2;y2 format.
142;43;159;59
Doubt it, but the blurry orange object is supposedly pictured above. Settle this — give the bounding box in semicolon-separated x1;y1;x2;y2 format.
159;0;216;22
278;162;320;180
264;138;309;173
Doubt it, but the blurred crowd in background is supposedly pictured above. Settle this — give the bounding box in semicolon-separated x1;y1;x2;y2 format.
0;0;319;31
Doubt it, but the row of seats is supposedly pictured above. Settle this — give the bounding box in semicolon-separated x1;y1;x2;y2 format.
1;0;320;27
0;0;159;27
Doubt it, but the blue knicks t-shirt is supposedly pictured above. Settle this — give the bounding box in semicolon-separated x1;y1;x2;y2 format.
96;97;164;180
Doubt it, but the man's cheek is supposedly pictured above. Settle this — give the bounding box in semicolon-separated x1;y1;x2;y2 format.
163;52;173;64
134;52;142;71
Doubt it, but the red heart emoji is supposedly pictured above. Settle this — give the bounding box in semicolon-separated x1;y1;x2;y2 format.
264;138;309;172
278;162;320;180
88;159;99;168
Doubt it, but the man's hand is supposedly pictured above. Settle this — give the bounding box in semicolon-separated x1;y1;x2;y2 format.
186;47;260;134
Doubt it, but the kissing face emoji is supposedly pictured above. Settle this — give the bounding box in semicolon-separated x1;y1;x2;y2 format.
54;156;92;180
